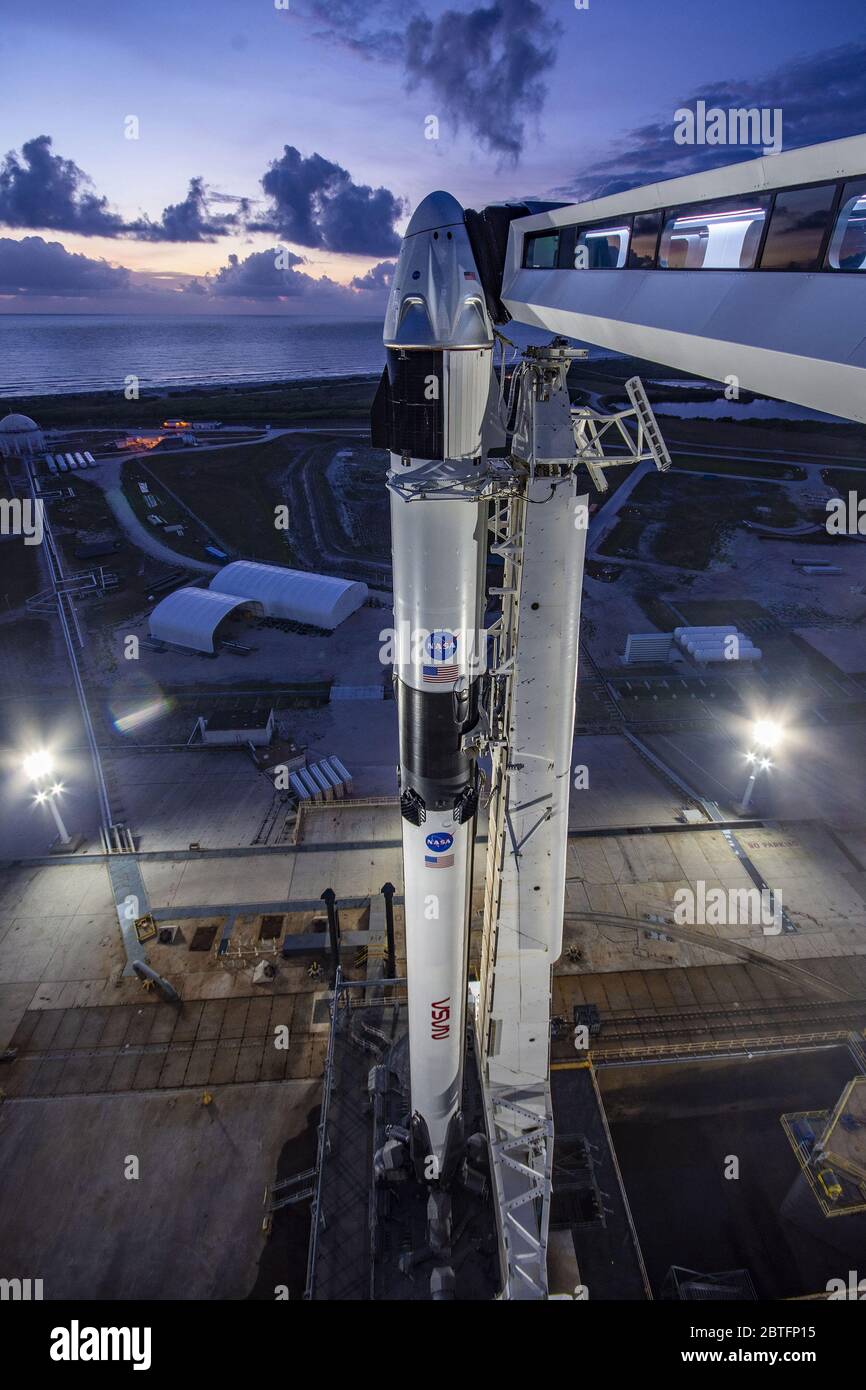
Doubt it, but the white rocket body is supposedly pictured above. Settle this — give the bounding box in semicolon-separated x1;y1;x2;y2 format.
378;191;494;1172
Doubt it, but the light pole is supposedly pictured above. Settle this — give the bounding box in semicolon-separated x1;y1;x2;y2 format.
736;720;782;815
35;784;72;846
23;750;75;849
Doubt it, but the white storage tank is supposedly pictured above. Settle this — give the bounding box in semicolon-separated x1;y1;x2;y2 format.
327;756;353;793
318;761;344;799
289;772;311;802
307;764;334;801
297;767;323;802
674;625;733;639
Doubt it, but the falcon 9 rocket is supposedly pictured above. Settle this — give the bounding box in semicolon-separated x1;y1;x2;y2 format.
373;191;495;1176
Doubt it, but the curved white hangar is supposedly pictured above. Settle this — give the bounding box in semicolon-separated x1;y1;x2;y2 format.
209;560;368;630
498;133;866;422
148;586;263;653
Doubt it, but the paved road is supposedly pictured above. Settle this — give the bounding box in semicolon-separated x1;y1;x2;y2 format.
84;426;378;580
94;463;218;574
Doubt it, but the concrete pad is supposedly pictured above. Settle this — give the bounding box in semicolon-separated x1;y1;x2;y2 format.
184;1043;216;1087
0;981;37;1049
171;1000;204;1042
182;969;237;1000
244;997;273;1038
155;1048;189;1089
286;1038;313;1078
125;1007;157;1047
75;1007;110;1048
209;1040;240;1084
99;1006;136;1048
30;1057;66;1096
569;734;678;829
221;998;250;1039
107;1054;140;1091
585;882;628;916
133;1053;166;1090
73;979;111;1009
5;869;95;917
196;1000;227;1041
235;1039;265;1082
40;913;124;982
0;1082;318;1298
27;1008;65;1050
0;914;76;983
27;981;69;1011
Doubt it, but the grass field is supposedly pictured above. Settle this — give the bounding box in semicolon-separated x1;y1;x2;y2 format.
599;472;807;570
5;375;380;430
821;466;866;491
671;455;807;481
0;536;43;609
128;442;299;567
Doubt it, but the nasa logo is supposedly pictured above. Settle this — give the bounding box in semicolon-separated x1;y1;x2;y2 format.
426;630;458;663
425;832;454;854
431;997;451;1040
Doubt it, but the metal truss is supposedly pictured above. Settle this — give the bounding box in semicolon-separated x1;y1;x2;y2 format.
476;347;672;1300
572;375;671;492
475;480;557;1299
386;458;521;503
477;1074;554;1299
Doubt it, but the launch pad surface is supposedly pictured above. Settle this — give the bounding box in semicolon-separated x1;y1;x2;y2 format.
307;979;500;1300
597;1045;866;1299
0;1080;319;1300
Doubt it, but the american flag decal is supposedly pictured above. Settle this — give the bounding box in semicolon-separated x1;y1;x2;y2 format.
463;270;477;280
422;663;459;684
425;853;454;869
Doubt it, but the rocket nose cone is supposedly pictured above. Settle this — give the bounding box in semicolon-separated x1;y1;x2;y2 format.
406;190;465;237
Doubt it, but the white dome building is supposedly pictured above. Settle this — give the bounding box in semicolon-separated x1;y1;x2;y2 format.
148;586;265;653
0;413;45;459
209;561;368;630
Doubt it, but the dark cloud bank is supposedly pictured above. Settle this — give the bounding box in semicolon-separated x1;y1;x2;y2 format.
0;235;130;296
560;41;866;199
0;135;404;257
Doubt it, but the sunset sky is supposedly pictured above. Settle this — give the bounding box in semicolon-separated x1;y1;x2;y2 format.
2;0;864;312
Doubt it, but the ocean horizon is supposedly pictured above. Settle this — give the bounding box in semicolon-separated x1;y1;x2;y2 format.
0;313;617;399
0;313;389;398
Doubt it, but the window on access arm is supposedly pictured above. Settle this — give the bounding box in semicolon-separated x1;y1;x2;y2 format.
761;184;837;270
524;233;559;269
826;179;866;271
658;196;770;269
574;224;630;269
628;211;662;268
